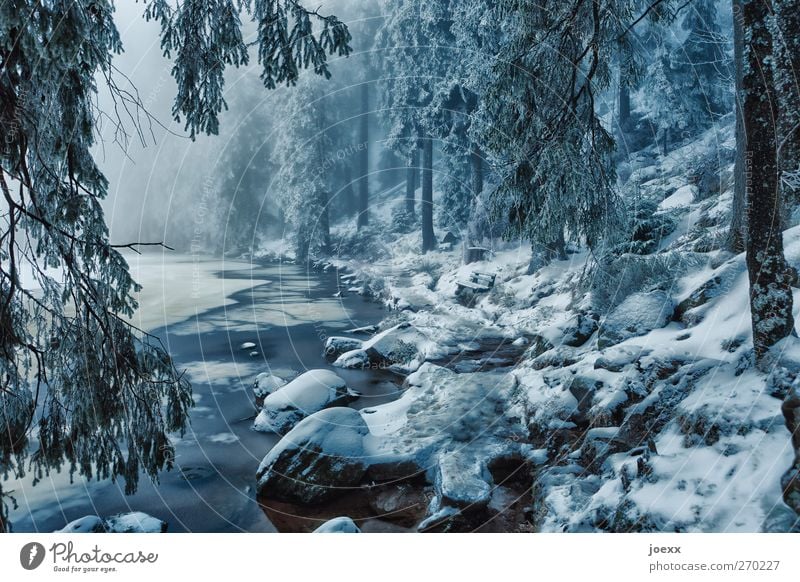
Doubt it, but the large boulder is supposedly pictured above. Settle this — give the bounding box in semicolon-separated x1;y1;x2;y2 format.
253;369;355;434
365;324;426;365
333;323;428;370
256;407;369;504
598;291;674;348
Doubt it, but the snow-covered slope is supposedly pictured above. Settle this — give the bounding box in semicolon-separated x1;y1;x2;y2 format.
256;119;800;532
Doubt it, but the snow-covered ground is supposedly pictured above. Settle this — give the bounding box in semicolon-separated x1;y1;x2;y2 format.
250;118;800;532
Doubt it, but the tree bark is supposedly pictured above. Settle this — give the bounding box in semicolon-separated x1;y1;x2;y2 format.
774;0;800;220
742;0;795;363
319;189;331;253
471;143;483;201
342;165;357;216
357;83;369;229
406;144;418;217
619;81;631;130
727;0;747;253
421;134;435;253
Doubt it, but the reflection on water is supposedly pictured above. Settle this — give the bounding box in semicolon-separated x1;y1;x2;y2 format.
6;255;391;533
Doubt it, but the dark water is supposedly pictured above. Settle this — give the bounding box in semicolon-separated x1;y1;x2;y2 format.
7;260;395;533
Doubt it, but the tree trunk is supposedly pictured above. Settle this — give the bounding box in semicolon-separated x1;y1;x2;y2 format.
342;165;357;216
471;143;483;200
357;83;369;229
774;0;800;222
617;39;633;132
742;0;795;363
406;145;418;217
727;0;747;253
619;82;630;130
319;190;331;253
421;134;435;253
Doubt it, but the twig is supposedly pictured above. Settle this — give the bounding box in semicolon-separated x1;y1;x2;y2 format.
110;242;176;254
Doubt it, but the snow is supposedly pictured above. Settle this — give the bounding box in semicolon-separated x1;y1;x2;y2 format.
334;348;371;369
324;336;363;358
55;513;166;534
627;425;793;531
105;512;166;533
313;516;361;533
55;515;105;533
208;432;239;444
253;373;287;400
253;369;353;434
598;290;674;348
658;184;697;210
243;118;795;532
314;203;799;530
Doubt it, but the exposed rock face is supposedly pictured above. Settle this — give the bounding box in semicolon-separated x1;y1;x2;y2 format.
598;291;674;348
367;484;430;527
256;407;369;504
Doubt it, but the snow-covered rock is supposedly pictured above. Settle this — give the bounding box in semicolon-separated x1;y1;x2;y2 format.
240;341;257;350
361;363;528;525
253;369;355;434
252;373;287;403
55;512;167;533
658;184;696;210
256;407;369;504
105;512;166;533
331;323;434;371
323;336;363;359
312;516;361;533
560;313;599;347
333;348;371;369
434;451;492;510
363;323;428;367
598;290;674;348
55;516;106;533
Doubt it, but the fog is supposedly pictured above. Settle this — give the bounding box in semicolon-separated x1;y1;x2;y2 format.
99;1;384;254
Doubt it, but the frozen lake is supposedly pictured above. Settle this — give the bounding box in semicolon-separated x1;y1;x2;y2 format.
7;252;395;532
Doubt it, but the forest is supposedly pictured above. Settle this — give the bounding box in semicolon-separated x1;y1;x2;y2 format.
1;0;800;533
